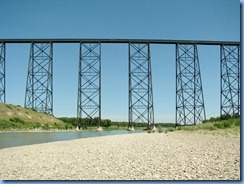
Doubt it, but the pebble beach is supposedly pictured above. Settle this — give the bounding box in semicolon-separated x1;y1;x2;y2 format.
0;131;240;180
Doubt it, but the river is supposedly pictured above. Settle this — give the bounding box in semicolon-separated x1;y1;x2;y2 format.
0;130;144;149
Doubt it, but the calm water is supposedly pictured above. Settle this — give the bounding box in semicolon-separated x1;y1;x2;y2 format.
0;130;144;149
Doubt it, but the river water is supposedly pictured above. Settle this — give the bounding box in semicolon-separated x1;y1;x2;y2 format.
0;130;144;149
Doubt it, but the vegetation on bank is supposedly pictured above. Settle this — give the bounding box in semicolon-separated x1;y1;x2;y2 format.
58;117;175;131
176;117;240;131
0;103;147;131
0;103;240;134
154;115;240;137
0;103;69;131
58;117;146;130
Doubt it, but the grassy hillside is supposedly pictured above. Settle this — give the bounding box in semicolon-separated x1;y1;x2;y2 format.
0;103;73;131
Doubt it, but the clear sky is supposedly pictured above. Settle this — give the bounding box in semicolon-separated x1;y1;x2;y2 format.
0;0;240;123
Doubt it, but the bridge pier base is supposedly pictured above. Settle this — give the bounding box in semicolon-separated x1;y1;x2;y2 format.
127;126;135;131
76;126;82;131
96;126;103;132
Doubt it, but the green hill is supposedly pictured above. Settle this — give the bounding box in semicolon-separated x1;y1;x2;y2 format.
0;103;73;131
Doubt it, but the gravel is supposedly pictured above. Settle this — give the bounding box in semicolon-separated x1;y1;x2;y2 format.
0;131;240;180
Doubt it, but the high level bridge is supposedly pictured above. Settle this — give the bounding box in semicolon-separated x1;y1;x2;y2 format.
0;39;240;128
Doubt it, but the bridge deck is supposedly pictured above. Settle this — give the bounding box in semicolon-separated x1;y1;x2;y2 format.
0;39;240;45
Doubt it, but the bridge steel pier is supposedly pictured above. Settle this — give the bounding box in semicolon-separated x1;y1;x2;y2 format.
220;45;240;117
128;43;154;129
0;42;5;103
176;44;206;126
77;42;101;129
24;42;53;114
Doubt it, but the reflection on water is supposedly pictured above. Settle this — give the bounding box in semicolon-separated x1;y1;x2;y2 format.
0;130;144;149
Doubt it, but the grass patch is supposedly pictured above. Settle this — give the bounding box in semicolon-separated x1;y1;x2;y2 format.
176;117;240;137
0;103;70;131
9;117;25;123
168;127;175;132
5;104;13;110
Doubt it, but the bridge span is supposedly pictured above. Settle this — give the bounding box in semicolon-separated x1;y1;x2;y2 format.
0;38;240;128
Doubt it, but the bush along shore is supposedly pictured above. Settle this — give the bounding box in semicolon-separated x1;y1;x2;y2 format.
154;116;240;138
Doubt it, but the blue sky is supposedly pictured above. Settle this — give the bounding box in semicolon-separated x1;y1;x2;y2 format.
0;0;240;123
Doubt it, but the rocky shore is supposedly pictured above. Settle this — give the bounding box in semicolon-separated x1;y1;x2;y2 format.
0;131;240;180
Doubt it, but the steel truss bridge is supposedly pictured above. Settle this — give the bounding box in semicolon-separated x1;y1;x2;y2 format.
0;39;240;128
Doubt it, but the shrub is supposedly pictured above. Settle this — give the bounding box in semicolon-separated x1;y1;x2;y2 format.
9;117;25;123
222;120;233;128
214;122;224;129
208;126;216;131
43;123;50;130
220;114;231;120
201;124;216;131
214;120;233;129
0;120;13;130
157;125;162;133
168;127;174;132
232;113;240;119
234;119;240;126
202;120;207;123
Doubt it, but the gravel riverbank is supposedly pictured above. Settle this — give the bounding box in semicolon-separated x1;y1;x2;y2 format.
0;131;240;180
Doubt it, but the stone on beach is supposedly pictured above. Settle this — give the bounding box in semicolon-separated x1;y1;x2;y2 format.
0;132;240;180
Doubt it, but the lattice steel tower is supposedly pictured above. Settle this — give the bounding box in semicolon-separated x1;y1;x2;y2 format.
128;43;154;129
220;45;240;116
176;44;206;126
0;42;5;103
25;42;53;114
77;42;101;128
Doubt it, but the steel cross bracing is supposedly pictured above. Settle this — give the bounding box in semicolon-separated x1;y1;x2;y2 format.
24;42;53;114
128;43;154;128
77;43;101;128
0;42;5;103
220;45;240;117
176;44;206;126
